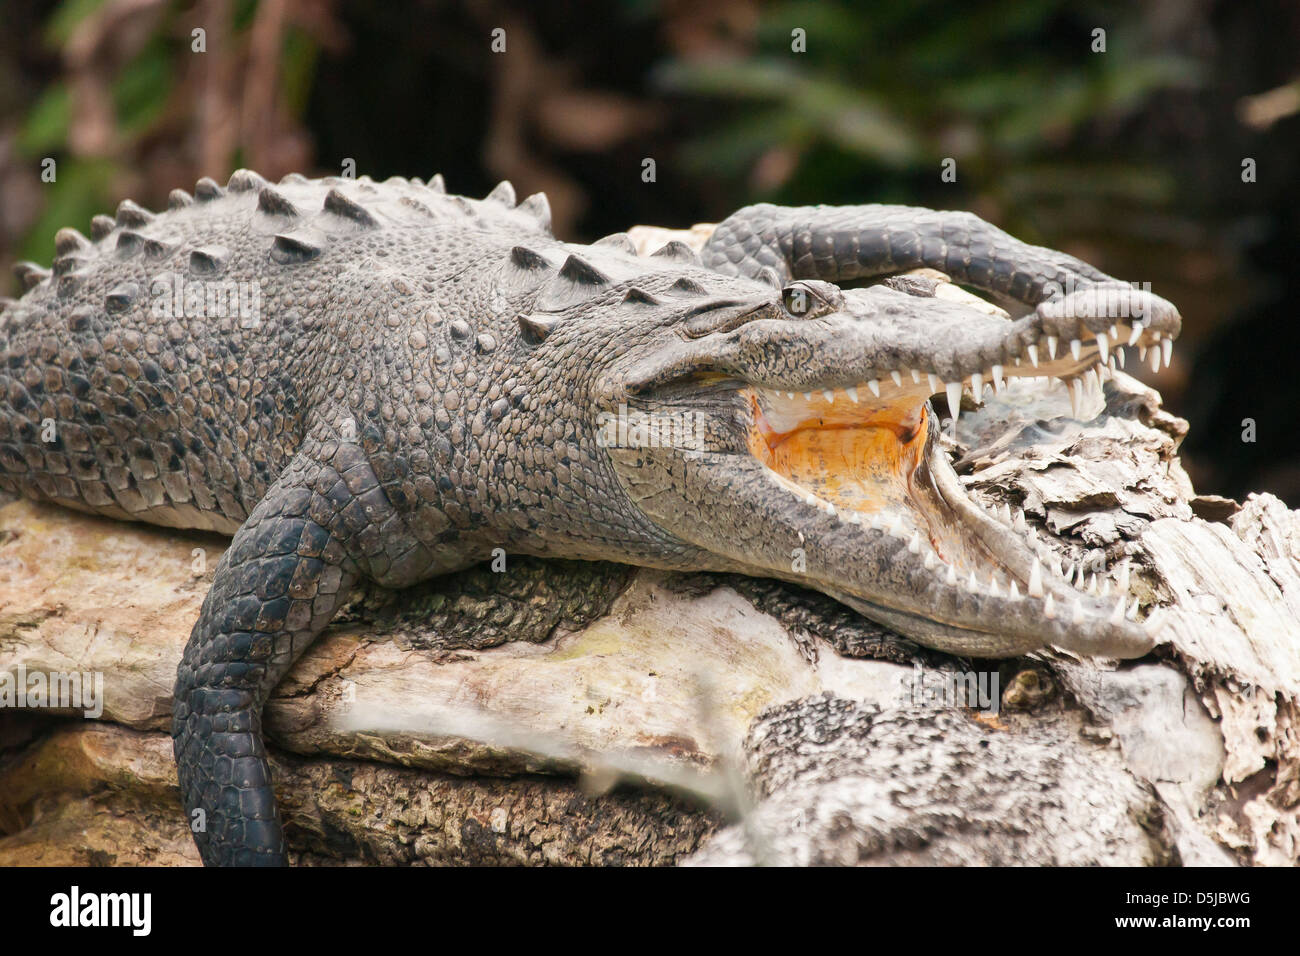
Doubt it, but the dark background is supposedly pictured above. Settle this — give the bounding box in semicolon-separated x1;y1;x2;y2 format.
2;0;1297;502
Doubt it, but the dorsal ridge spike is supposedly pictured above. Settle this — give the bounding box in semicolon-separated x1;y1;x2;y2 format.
115;230;145;256
652;240;701;264
428;173;447;194
621;287;661;306
593;232;638;255
323;188;379;228
517;312;558;344
115;199;154;227
270;231;323;265
55;227;92;256
257;186;300;218
143;236;179;261
485;180;517;206
509;245;549;270
518;192;552;232
13;261;50;290
558;254;609;286
168;189;194;209
194;177;225;201
669;276;709;296
227;168;269;192
189;246;229;276
89;215;116;240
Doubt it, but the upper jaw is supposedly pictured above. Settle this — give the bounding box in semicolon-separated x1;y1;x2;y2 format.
624;281;1180;417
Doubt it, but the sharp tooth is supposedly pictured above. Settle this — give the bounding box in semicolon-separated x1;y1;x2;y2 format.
1000;502;1013;525
825;502;836;516
890;370;903;387
1070;338;1082;361
1109;324;1119;340
924;552;936;569
1149;347;1160;373
846;385;859;403
868;514;882;531
1068;378;1082;417
1095;332;1109;363
1044;593;1056;619
1110;595;1126;624
988;575;1000;597
1072;598;1084;624
1128;596;1141;620
1161;338;1173;367
847;512;860;524
1116;346;1125;369
787;392;795;399
908;532;921;554
803;392;813;401
910;369;921;383
868;379;881;398
1117;562;1130;591
1138;345;1148;361
991;364;1004;392
822;389;835;403
1028;559;1044;597
1026;344;1039;368
927;373;941;394
1047;335;1059;360
1128;321;1144;346
946;565;958;586
970;373;983;397
967;570;978;591
1008;580;1020;600
1013;510;1027;533
946;381;963;422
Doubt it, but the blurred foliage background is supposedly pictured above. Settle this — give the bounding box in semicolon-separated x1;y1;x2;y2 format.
1;0;1297;502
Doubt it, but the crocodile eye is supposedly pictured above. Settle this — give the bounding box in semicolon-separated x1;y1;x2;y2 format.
782;282;825;317
780;280;841;319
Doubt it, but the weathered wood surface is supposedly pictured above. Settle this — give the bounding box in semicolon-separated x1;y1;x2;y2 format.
0;229;1297;866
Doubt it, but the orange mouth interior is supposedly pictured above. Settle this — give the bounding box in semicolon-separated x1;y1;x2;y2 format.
747;393;930;521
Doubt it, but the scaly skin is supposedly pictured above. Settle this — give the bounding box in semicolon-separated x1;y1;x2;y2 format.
0;170;1181;864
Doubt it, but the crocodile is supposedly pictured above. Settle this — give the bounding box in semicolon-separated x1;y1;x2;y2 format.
0;170;1181;865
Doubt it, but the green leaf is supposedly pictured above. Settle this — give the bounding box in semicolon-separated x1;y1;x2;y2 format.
18;84;71;156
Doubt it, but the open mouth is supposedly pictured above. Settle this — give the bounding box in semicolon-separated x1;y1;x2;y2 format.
740;318;1174;637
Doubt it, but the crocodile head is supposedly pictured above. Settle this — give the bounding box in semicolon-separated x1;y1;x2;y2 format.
515;257;1180;659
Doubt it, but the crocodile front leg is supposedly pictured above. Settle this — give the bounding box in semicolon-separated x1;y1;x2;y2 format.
701;202;1120;308
172;437;429;865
